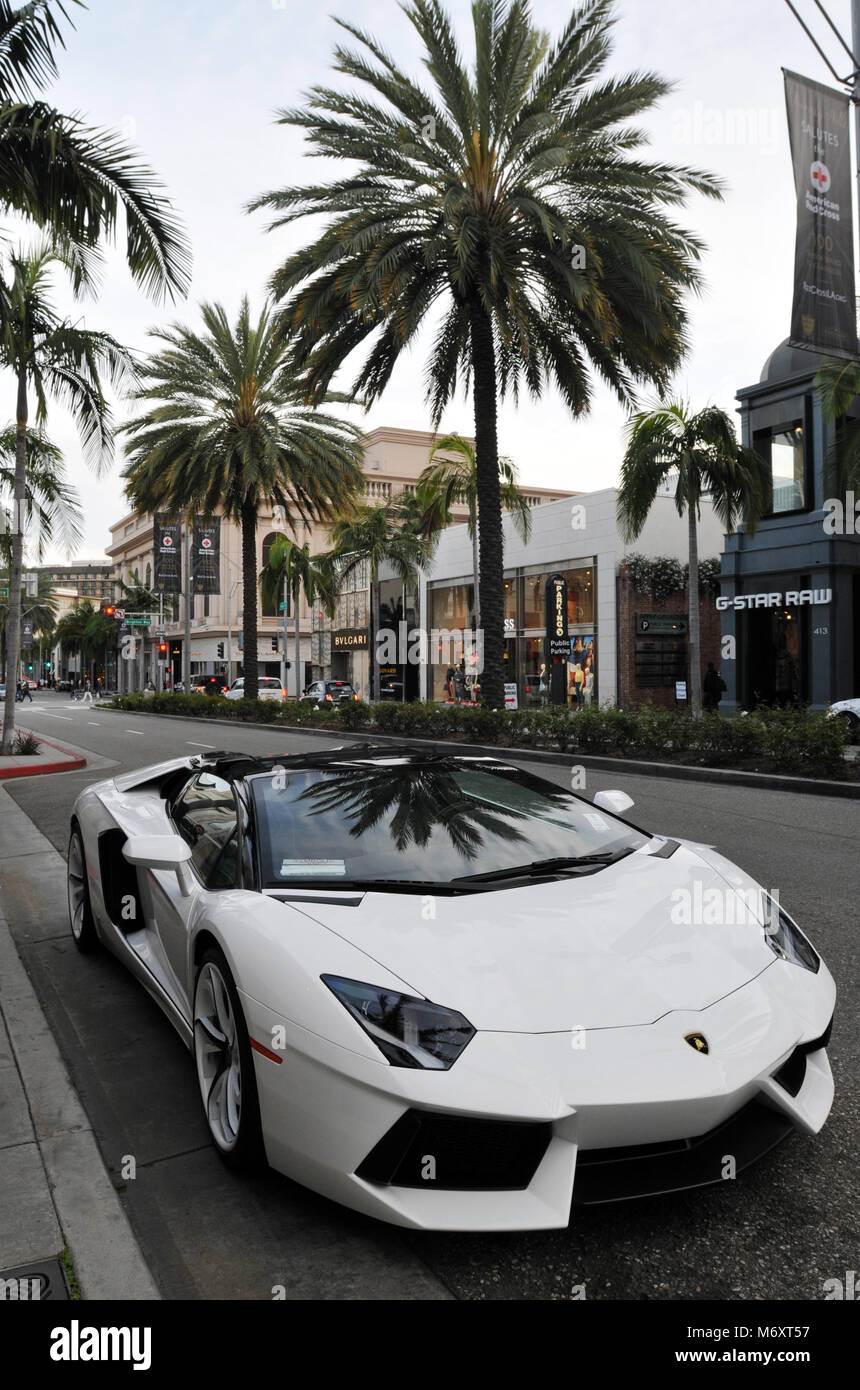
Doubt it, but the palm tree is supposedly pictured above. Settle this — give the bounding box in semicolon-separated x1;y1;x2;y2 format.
54;597;113;687
617;402;770;717
121;298;365;700
421;433;532;630
815;358;860;495
251;0;721;705
0;243;135;752
0;2;190;304
260;538;335;696
0;423;82;561
328;502;430;701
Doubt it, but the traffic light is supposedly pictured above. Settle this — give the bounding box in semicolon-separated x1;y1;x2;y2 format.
158;642;168;657
104;604;115;617
271;636;278;652
217;642;224;658
26;662;33;672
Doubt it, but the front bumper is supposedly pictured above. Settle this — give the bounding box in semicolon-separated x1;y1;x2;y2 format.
240;957;835;1231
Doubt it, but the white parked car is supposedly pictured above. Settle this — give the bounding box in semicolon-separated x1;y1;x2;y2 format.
223;677;285;702
827;697;860;736
66;746;835;1232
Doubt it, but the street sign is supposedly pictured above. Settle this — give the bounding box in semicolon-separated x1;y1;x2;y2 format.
114;608;126;619
0;587;8;598
127;616;151;627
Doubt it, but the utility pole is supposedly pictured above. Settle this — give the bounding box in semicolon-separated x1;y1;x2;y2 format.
852;1;860;220
281;575;289;695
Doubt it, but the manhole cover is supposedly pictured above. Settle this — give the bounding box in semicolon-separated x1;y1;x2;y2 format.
0;1259;70;1300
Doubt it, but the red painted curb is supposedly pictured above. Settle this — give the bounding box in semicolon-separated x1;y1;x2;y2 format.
0;727;87;780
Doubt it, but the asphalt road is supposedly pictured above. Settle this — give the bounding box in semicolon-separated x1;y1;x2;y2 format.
3;691;858;1301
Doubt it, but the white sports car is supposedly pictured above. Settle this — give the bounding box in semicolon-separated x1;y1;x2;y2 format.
827;697;860;735
66;745;835;1231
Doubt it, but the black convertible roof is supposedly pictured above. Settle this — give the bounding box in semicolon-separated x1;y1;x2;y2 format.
192;743;508;782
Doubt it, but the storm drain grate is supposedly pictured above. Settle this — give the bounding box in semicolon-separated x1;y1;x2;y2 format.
0;1259;70;1300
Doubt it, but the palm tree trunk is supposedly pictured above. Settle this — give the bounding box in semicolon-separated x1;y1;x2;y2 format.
471;510;481;631
688;502;703;718
469;299;504;708
2;369;28;754
294;580;301;698
241;495;259;700
369;570;381;702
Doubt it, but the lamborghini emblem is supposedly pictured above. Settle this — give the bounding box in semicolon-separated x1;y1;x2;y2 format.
685;1032;709;1055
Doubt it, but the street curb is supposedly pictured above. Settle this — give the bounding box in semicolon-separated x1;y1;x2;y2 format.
0;729;87;781
0;788;159;1300
97;705;860;799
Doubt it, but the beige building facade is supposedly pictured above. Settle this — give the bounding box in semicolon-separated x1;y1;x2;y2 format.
105;426;571;694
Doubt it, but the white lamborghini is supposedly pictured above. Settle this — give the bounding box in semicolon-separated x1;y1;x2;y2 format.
66;744;835;1231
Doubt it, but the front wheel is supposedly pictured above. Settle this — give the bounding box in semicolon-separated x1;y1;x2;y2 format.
67;826;98;953
193;948;263;1170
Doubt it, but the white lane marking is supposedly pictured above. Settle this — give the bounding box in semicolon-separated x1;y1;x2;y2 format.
39;714;72;721
87;721;101;726
125;730;144;736
187;741;215;748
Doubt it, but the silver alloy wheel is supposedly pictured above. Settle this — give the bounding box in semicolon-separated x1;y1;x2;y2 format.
194;962;243;1152
67;832;87;941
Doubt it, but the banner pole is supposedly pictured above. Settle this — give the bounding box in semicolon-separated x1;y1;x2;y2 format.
183;520;192;693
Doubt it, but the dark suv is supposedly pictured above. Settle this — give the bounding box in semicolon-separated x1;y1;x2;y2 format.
301;679;359;706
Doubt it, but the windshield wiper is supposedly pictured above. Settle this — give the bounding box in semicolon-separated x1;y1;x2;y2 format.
453;848;635;884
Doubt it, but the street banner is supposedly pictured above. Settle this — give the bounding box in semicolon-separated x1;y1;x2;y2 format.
21;619;33;650
784;70;857;358
153;515;182;593
192;517;221;595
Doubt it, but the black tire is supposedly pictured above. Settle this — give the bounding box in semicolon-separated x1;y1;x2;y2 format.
837;711;859;741
193;946;263;1171
67;825;99;953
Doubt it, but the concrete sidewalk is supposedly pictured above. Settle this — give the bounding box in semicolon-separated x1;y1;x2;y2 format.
0;786;158;1300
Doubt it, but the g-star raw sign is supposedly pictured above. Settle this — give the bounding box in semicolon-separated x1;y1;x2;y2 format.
544;573;569;659
716;588;831;611
783;70;856;357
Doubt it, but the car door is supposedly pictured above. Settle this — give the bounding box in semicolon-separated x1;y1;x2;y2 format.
147;772;240;1019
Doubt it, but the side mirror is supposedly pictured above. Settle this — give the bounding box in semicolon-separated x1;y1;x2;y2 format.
123;836;194;897
593;789;634;816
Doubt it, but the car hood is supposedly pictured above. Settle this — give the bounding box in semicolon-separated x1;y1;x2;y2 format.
295;843;776;1031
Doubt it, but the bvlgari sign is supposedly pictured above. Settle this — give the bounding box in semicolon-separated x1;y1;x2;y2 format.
716;588;831;611
333;628;368;649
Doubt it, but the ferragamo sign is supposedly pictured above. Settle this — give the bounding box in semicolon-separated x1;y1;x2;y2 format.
716;588;832;611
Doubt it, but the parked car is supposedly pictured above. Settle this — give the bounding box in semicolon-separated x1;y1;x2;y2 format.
223;676;285;702
66;744;836;1231
302;680;359;707
57;679;73;692
827;697;860;737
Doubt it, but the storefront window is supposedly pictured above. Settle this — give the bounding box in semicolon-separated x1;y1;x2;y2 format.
522;566;594;628
755;423;806;515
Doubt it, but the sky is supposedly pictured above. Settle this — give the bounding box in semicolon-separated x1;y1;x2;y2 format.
9;0;859;563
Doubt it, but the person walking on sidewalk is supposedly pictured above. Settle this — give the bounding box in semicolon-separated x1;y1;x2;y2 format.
20;679;32;703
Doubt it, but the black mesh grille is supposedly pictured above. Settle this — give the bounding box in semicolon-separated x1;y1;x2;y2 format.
356;1110;552;1191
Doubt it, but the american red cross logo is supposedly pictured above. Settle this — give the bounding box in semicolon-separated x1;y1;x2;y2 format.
810;161;830;193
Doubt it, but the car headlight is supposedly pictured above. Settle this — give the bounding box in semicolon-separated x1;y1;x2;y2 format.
764;902;820;973
321;975;475;1069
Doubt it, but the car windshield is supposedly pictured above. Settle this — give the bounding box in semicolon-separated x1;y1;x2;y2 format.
250;758;648;890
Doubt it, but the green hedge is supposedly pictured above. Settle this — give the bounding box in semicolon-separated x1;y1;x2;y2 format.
107;693;850;778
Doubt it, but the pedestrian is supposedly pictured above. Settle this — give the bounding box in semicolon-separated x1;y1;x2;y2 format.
82;678;94;705
21;679;32;702
15;679;22;703
703;661;726;714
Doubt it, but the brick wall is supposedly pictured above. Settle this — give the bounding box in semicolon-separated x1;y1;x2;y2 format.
618;566;722;708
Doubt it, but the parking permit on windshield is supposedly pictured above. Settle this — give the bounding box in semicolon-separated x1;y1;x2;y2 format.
279;859;346;877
